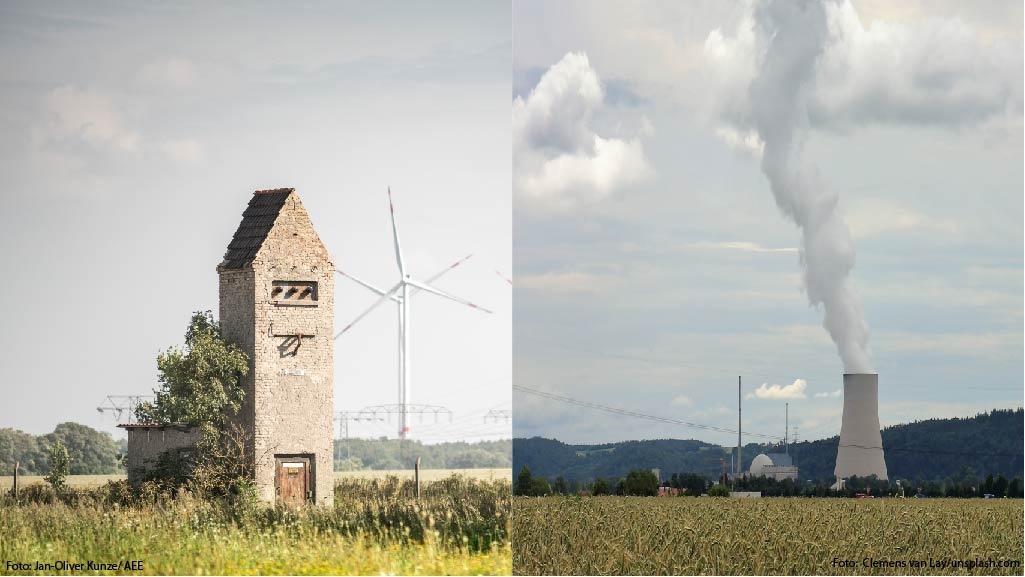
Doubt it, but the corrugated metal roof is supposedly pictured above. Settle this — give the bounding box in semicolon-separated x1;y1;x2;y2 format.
219;188;294;269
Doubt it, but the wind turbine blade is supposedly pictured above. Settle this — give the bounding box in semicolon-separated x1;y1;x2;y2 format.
495;270;513;286
336;270;401;302
387;187;406;277
405;278;493;314
335;281;403;339
409;254;475;297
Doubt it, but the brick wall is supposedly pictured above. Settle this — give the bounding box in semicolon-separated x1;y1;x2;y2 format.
122;425;202;484
218;191;334;506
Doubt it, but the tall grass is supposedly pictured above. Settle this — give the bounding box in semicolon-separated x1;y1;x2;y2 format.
513;496;1024;575
1;475;511;575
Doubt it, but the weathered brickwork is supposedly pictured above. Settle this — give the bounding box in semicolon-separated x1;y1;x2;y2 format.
120;424;202;484
218;189;335;506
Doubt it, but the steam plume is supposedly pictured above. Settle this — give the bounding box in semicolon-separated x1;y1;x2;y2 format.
707;0;873;372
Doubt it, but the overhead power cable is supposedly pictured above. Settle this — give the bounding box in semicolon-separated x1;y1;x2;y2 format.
514;384;782;440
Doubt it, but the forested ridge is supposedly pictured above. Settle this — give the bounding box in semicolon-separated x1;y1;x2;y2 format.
514;408;1023;484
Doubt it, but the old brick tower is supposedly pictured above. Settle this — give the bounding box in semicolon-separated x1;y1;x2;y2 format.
217;188;334;506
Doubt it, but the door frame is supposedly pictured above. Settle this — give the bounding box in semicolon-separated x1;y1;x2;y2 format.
274;454;314;505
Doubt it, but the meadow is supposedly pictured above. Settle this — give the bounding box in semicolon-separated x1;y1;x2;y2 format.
513;496;1024;575
1;475;511;575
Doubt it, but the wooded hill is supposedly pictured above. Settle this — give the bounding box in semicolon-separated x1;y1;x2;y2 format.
514;408;1023;484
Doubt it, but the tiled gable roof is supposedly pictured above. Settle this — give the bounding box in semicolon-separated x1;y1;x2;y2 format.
219;188;294;269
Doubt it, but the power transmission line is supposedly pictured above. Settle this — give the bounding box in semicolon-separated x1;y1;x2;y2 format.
519;334;1022;394
514;384;782;440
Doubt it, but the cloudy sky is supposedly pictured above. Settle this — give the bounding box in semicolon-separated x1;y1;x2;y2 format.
1;1;511;442
513;0;1023;446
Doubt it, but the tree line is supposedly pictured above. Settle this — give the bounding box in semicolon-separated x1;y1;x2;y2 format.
0;423;124;476
334;438;511;471
514;465;1024;499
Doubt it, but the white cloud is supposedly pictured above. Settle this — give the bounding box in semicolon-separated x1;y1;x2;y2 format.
514;52;651;209
747;378;808;400
845;197;960;239
813;1;1022;126
704;0;1022;131
137;57;198;90
38;85;140;153
159;138;205;165
813;388;843;398
688;240;797;253
516;271;609;294
670;394;693;407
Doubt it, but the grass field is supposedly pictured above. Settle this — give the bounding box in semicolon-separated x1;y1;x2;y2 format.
513;496;1024;575
0;468;510;490
2;476;511;575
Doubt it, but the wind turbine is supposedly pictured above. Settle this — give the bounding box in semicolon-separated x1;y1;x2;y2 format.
335;187;492;439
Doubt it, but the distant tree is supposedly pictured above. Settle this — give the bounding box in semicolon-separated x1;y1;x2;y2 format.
982;473;995;495
621;470;659;496
708;483;730;497
993;475;1009;498
592;477;610;496
44;439;70;493
135;311;249;427
568;478;581;495
517;465;534;496
134;311;251;497
530;477;552;496
0;428;48;475
45;422;120;475
554;476;567;495
1007;478;1023;498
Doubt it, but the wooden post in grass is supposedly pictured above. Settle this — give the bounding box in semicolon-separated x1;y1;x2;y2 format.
414;457;421;500
13;461;18;500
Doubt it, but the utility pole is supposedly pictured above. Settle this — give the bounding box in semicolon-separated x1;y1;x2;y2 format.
96;395;153;425
484;409;511;424
737;376;742;479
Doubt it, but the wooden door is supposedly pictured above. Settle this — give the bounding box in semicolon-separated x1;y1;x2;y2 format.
275;458;310;506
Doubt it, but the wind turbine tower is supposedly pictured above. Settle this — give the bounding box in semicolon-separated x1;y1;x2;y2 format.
335;188;492;439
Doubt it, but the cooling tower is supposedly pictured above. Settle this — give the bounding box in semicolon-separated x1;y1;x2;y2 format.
834;373;888;480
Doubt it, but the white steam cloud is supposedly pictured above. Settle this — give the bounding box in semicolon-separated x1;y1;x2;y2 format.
706;0;872;372
704;1;1019;372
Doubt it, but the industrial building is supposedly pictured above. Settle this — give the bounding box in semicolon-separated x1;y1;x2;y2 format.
834;373;888;480
749;452;798;481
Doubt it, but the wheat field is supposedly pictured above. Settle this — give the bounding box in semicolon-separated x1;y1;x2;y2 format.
513;496;1024;575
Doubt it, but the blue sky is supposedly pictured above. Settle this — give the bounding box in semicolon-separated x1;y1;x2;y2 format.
0;1;512;442
512;0;1023;445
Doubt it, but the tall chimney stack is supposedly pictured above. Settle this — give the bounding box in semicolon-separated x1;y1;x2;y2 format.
834;373;888;480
